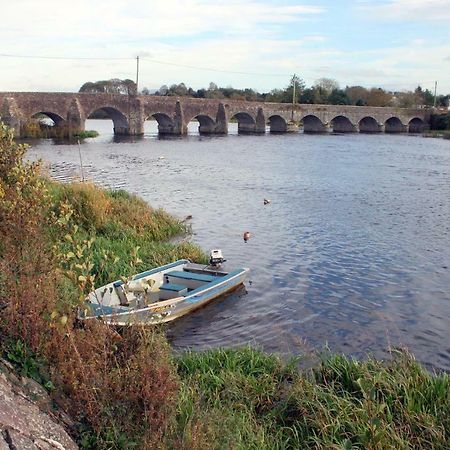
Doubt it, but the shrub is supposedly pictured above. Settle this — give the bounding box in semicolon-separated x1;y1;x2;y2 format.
0;122;56;350
48;323;179;449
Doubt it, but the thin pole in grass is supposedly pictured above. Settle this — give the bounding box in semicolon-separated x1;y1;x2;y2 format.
77;139;85;182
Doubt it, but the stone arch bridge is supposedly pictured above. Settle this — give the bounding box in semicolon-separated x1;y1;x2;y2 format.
0;92;430;137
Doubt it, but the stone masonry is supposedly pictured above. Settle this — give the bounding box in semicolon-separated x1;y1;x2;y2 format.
0;92;430;137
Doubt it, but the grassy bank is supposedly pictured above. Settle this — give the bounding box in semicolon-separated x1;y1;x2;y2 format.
1;122;449;449
20;119;99;139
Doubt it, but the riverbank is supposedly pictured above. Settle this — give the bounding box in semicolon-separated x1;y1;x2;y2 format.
1;122;449;448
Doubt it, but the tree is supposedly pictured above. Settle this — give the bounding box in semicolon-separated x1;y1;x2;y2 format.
278;75;306;104
265;88;284;103
328;89;350;105
366;88;393;107
395;91;417;108
314;78;339;95
167;83;188;96
345;86;369;106
156;85;169;96
79;79;137;95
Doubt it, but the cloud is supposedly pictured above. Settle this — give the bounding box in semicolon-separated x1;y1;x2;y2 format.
358;0;450;21
1;1;449;94
1;1;325;42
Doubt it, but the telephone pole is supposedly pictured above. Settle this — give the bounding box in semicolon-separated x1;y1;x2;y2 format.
291;74;299;121
433;81;437;108
136;56;140;95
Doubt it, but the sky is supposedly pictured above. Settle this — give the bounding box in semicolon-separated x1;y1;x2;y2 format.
1;0;450;94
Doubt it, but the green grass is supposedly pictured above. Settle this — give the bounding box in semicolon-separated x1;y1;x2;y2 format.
170;347;450;449
423;130;446;138
72;130;99;139
46;180;207;287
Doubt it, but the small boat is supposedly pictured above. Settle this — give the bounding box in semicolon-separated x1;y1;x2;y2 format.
78;258;249;326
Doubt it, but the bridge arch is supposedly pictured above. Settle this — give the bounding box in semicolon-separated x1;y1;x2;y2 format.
330;115;356;133
268;115;288;133
385;116;406;133
145;112;176;135
231;112;257;134
29;110;65;126
408;117;425;133
86;106;130;135
302;114;327;133
185;114;217;134
359;116;381;133
20;110;67;138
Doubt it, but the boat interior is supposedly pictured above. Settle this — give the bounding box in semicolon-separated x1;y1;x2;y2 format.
90;262;228;309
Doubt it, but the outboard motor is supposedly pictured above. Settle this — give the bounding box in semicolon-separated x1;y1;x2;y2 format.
209;249;226;268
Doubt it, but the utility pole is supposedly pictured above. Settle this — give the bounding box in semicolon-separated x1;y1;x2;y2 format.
433;81;437;108
291;73;299;121
136;56;140;95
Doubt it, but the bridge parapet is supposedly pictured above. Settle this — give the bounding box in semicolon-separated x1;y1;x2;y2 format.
0;92;429;138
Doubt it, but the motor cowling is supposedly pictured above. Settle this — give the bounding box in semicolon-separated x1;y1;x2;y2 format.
209;249;226;267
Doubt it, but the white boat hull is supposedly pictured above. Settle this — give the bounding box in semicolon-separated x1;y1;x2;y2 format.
79;260;249;325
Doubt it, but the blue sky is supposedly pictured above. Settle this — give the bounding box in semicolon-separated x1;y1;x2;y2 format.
1;0;449;93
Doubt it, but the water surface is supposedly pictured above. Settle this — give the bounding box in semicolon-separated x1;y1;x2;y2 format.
28;120;450;370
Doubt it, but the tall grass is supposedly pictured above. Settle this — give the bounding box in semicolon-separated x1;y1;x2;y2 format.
171;347;449;449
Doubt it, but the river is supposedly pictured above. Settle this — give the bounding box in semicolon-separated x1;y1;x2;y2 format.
27;119;450;371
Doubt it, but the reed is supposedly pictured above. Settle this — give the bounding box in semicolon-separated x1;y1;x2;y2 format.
171;347;449;449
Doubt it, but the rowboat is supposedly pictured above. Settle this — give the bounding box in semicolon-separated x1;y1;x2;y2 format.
78;259;249;325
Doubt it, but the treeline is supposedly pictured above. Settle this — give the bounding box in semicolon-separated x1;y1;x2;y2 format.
145;78;450;108
79;78;450;108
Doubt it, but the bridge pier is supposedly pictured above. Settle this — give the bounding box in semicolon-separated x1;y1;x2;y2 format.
67;98;84;136
286;122;299;133
157;101;187;136
237;107;266;134
197;103;228;135
1;98;22;137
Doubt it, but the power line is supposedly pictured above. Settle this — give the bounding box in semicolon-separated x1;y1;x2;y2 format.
0;53;131;61
0;52;290;77
139;56;289;77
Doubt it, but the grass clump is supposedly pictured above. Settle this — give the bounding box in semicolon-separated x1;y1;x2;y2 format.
72;130;99;139
172;348;449;449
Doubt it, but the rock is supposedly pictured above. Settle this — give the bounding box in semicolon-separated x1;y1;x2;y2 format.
0;365;78;449
0;434;10;450
5;429;39;449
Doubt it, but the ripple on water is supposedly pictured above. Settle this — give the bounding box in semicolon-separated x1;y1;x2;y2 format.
27;120;450;371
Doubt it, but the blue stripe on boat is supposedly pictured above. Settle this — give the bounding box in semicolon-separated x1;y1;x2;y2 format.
160;283;187;292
